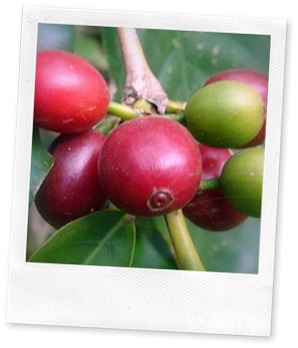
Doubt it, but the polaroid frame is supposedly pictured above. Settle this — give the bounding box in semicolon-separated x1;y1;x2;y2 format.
6;6;286;337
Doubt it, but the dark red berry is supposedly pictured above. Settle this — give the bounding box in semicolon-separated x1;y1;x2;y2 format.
35;130;107;228
198;144;233;179
183;144;247;231
99;116;202;216
34;50;110;133
183;189;247;231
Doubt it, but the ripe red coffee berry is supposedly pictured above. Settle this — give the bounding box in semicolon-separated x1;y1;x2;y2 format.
183;144;247;231
35;130;107;228
198;144;233;180
99;116;202;216
183;189;247;231
34;50;110;133
205;69;268;147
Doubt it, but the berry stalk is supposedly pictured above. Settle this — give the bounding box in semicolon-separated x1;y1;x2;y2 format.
166;100;187;114
107;100;187;120
117;28;168;114
165;209;205;271
108;101;139;121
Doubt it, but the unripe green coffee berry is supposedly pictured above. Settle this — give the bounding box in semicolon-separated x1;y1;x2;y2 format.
185;81;265;148
220;146;264;218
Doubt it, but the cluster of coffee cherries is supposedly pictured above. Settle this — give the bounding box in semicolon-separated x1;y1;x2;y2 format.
33;49;267;232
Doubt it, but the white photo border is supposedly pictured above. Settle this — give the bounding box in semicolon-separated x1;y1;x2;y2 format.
6;6;287;337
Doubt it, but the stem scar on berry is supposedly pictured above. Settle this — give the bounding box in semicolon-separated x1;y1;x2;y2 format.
147;190;173;212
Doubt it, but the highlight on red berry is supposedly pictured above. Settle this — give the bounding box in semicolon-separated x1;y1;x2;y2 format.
99;116;202;217
34;50;110;133
35;130;107;229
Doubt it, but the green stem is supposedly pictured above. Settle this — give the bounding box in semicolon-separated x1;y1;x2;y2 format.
166;100;186;114
165;209;205;271
108;101;139;121
108;100;187;122
95;115;121;135
198;178;221;192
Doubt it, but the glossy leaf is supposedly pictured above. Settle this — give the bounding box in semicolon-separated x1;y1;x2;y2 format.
29;210;136;267
186;217;261;274
101;27;270;101
132;216;177;270
101;28;125;102
29;126;53;207
74;26;109;73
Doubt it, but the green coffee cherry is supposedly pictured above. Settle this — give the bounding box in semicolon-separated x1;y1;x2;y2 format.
185;81;265;148
220;146;264;218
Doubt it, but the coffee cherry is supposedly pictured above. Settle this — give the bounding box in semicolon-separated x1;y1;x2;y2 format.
35;130;107;228
205;69;268;147
183;144;247;231
220;146;264;218
34;50;110;133
37;24;76;52
240;121;266;148
183;189;247;231
185;81;265;148
99;116;202;216
205;69;268;103
197;144;233;180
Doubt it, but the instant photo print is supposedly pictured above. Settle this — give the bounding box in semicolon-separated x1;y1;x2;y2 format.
6;6;286;337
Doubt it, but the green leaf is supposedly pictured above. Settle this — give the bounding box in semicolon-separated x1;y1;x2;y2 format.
132;216;177;270
29;126;53;207
101;27;270;102
29;210;136;267
139;30;270;100
74;35;109;71
101;27;125;102
186;217;261;274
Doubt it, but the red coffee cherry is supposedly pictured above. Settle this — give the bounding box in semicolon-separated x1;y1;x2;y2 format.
183;144;247;231
99;116;202;216
35;130;107;228
205;69;268;147
34;50;110;133
198;144;233;180
183;189;247;231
